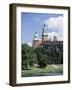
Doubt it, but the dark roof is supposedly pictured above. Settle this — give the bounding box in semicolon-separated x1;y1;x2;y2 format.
40;41;63;46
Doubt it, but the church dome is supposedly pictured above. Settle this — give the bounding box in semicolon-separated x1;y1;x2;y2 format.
33;32;39;40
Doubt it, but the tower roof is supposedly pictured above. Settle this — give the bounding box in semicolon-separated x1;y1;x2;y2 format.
33;32;39;40
42;23;48;36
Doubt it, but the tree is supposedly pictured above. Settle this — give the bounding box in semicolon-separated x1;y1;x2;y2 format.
28;47;37;67
35;47;48;68
22;44;37;70
34;46;63;65
37;53;48;68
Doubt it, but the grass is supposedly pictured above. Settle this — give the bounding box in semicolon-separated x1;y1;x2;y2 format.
22;64;63;77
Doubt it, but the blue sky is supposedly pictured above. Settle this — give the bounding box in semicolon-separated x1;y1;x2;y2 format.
21;12;63;44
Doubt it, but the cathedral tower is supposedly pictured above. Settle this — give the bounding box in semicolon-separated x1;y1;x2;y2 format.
33;32;41;48
42;23;48;43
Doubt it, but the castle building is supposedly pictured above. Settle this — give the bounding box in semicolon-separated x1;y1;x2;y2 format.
32;23;63;51
33;23;48;48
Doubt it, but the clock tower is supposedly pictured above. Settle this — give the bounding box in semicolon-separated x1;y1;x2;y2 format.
42;23;48;43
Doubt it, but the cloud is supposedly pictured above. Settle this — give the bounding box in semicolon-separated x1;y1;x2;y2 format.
45;16;63;32
48;32;63;41
45;16;63;41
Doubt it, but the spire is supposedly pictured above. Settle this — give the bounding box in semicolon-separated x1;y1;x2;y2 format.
42;23;48;35
54;36;57;41
42;23;48;43
33;32;39;40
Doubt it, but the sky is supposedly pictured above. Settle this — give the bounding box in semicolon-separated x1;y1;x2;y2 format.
21;12;63;45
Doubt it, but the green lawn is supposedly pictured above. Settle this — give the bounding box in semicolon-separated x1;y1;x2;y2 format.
22;64;63;77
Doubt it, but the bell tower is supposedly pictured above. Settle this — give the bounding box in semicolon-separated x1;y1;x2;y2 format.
42;23;48;43
33;32;40;48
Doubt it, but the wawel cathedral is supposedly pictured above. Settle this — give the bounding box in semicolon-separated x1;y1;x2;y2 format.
32;23;63;51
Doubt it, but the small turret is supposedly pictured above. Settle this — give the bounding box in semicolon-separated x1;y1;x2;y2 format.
33;32;39;40
54;36;57;41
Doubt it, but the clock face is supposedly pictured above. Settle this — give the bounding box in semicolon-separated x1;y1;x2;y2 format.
45;30;47;33
43;30;48;35
42;27;48;35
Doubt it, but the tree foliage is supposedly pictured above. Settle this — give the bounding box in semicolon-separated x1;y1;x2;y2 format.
34;47;48;68
37;53;48;68
34;46;63;65
22;44;63;70
22;44;37;70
